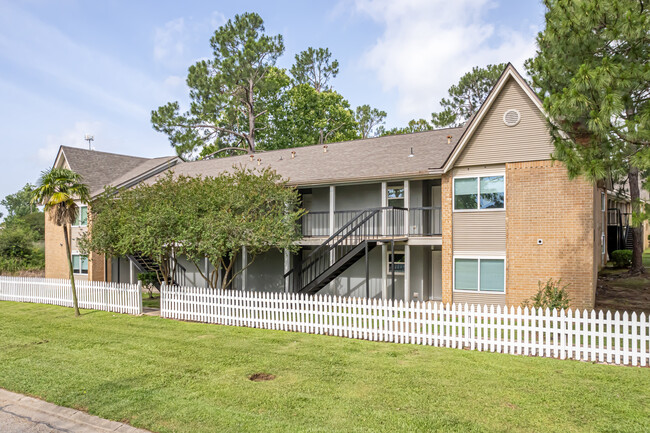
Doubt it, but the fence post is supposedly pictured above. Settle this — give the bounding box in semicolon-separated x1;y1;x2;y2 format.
137;280;143;315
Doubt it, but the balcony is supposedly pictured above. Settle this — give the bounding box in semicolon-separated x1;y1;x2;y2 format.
300;206;442;238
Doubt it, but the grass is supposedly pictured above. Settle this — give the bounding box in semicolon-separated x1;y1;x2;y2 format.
1;302;649;433
142;295;160;309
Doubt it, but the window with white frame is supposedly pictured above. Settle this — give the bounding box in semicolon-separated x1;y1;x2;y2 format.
387;251;405;275
73;205;88;227
454;176;504;210
72;254;88;274
387;184;404;208
454;257;505;293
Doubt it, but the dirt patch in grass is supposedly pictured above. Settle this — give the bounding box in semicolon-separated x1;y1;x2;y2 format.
248;373;275;382
596;272;650;314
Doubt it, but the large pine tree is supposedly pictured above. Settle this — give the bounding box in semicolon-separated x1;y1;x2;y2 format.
526;0;650;273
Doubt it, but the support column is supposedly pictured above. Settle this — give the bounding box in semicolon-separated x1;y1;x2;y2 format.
204;256;210;288
391;241;395;299
405;244;411;303
329;185;336;265
381;244;388;299
381;182;387;236
284;248;291;292
129;259;135;284
329;185;336;235
365;241;370;298
216;262;222;290
404;180;410;236
242;246;248;291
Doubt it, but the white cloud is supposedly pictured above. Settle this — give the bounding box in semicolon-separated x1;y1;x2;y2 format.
153;11;226;67
351;0;537;123
154;18;186;63
0;2;172;120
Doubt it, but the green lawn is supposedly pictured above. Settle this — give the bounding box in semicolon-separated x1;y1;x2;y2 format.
1;302;649;433
142;295;160;309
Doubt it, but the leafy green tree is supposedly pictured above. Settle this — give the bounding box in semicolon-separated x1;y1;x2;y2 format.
1;183;36;220
32;168;89;316
180;167;304;289
430;63;506;128
0;224;36;259
151;12;285;158
355;105;387;139
526;0;650;273
83;168;304;290
81;174;186;286
290;47;339;92
269;84;358;148
378;118;434;136
17;211;45;241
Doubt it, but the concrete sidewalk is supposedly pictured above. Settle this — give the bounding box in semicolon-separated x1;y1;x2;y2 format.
0;388;149;433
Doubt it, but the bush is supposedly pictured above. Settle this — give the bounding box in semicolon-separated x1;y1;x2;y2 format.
0;246;44;275
137;271;159;298
0;224;36;258
523;279;571;311
611;249;633;268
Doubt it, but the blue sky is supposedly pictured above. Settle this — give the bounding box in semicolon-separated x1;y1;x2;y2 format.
0;0;545;217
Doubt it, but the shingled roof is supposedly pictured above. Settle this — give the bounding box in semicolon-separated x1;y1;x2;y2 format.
153;125;466;187
58;146;176;196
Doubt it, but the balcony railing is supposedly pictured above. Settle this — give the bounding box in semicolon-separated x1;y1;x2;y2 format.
300;206;442;237
409;207;442;236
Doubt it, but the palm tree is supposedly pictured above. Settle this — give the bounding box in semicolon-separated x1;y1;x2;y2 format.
32;168;89;316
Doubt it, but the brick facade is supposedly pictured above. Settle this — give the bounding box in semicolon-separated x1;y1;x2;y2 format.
505;160;597;309
44;209;71;279
45;208;108;282
441;172;453;304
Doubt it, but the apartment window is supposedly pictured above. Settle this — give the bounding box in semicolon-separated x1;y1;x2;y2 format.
454;257;505;293
72;254;88;275
73;205;88;227
388;251;405;275
454;176;504;210
387;184;405;208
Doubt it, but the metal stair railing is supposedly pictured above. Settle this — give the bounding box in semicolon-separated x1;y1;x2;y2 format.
284;206;407;293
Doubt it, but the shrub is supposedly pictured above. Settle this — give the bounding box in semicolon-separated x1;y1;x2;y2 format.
523;279;571;311
137;271;158;298
611;249;633;268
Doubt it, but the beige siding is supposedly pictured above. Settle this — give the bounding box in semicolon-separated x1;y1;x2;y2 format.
452;212;506;252
70;226;86;251
453;165;505;178
456;77;554;167
452;291;506;306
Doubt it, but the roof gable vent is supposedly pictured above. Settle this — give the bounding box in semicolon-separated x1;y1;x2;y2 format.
503;109;521;127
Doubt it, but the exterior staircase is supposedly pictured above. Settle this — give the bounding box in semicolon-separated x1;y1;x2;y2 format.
284;207;407;295
126;253;186;287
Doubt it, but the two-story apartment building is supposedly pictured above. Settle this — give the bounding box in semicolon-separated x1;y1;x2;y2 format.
46;65;615;309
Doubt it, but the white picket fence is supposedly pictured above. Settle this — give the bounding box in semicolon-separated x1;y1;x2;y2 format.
0;276;142;315
161;285;650;367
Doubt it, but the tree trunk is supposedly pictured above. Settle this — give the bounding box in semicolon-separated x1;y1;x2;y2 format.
628;165;645;274
248;80;256;153
63;224;80;316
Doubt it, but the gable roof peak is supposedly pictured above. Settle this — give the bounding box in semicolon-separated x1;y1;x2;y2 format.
437;63;546;172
